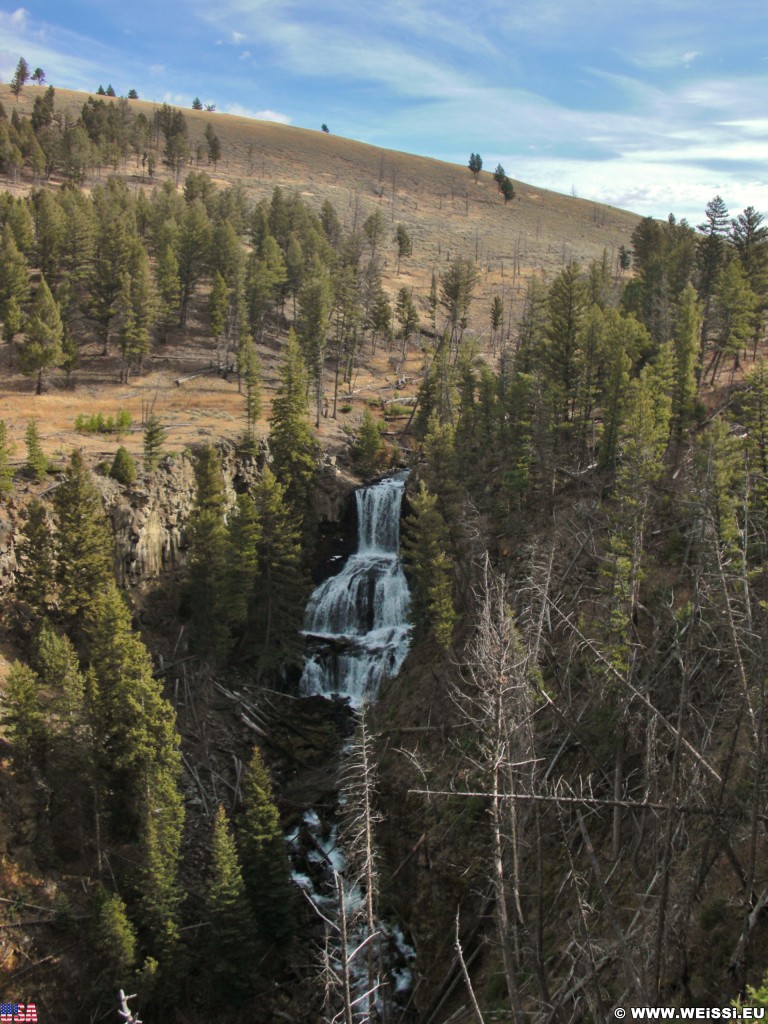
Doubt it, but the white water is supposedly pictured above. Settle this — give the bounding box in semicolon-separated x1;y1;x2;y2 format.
293;476;416;1015
299;475;411;706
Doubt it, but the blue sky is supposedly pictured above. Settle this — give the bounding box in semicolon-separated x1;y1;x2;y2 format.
1;0;766;223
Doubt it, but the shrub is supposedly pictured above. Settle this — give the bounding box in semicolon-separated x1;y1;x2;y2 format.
75;410;133;436
109;447;137;486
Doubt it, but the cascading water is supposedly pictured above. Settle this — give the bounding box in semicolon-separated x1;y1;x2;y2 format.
290;474;416;1017
300;474;411;706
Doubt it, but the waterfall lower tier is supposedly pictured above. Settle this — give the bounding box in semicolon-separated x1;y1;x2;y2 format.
299;475;411;706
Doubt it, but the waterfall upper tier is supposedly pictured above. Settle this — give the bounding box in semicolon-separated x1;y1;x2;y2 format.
300;475;411;706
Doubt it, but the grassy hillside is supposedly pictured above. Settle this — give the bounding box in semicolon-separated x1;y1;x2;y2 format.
0;83;640;461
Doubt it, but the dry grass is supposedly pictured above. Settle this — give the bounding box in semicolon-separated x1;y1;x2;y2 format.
0;84;641;461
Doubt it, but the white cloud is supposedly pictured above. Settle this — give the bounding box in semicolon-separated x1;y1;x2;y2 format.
232;30;246;44
221;102;291;124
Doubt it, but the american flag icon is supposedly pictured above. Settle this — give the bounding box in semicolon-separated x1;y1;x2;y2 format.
0;1005;38;1022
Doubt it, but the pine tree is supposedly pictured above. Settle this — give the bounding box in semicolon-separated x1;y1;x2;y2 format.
177;198;211;327
143;413;166;471
394;223;412;274
1;662;46;767
0;222;29;365
354;407;384;478
238;332;262;452
671;283;702;433
298;260;332;427
24;418;48;482
0;420;14;499
155;244;181;342
87;584;184;957
53;450;114;625
245;467;307;675
18;276;64;393
91;888;138;989
205;806;257;1001
401;481;456;649
185;446;231;657
226;491;261;629
269;329;319;541
10;57;30;100
15;499;56;611
110;446;137;485
236;746;295;949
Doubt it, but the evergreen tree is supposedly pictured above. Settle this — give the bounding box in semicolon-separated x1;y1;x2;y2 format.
394;223;412;274
91;888;138;990
0;223;29;365
155;244;181;342
236;746;295;948
468;153;483;181
298;259;333;427
395;286;419;357
354;407;384;478
24;418;47;482
87;584;184;956
226;491;261;629
53;450;114;624
143;413;166;471
440;256;479;348
18;276;64;393
707;258;758;384
177;198;211;327
185;446;231;657
10;57;30;100
401;481;456;649
15;499;55;611
238;332;261;450
245;467;307;675
542;261;589;442
268;330;319;540
205;806;257;1001
110;446;137;485
1;662;46;767
671;283;702;433
0;420;14;499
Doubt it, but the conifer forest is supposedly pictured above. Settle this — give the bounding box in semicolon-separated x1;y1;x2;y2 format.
3;83;768;1024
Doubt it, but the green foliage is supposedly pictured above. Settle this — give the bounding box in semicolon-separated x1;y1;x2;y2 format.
15;499;55;611
18;276;63;393
205;806;257;1001
24;419;48;482
0;419;15;498
185;446;231;657
74;409;132;435
1;661;46;766
143;412;166;471
109;445;137;485
394;223;412;273
468;153;483;180
354;407;384;478
401;481;456;649
269;329;319;540
53;450;114;625
236;747;295;949
91;887;138;988
242;466;308;675
10;57;30;100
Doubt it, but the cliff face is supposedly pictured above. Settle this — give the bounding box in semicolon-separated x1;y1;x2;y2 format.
1;445;362;593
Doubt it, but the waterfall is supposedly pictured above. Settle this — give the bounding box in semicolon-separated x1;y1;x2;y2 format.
293;474;416;1015
299;474;411;706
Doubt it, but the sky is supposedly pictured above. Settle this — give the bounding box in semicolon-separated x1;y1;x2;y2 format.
1;0;766;224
